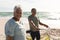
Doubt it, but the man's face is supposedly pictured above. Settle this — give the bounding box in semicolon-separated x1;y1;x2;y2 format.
14;8;22;19
31;9;36;16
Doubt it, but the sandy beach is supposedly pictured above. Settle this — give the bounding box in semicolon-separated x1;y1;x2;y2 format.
0;17;48;40
0;17;60;40
0;17;8;40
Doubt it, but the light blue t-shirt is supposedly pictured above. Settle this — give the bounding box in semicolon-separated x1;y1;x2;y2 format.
5;18;26;40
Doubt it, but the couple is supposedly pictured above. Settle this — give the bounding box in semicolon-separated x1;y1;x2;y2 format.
5;5;48;40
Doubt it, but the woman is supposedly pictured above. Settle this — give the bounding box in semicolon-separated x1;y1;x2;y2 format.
5;5;26;40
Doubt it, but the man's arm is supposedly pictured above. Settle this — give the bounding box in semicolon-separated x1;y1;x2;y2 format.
29;20;40;30
6;35;13;40
39;21;48;28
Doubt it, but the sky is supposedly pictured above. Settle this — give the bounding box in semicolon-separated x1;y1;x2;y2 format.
0;0;60;12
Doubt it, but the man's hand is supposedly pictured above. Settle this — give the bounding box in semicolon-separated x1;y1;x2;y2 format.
35;27;40;31
36;27;40;30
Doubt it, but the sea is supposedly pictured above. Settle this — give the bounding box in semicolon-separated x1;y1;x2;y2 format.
0;12;60;29
0;12;49;18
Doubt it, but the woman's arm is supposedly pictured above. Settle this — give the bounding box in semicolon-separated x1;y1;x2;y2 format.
6;35;13;40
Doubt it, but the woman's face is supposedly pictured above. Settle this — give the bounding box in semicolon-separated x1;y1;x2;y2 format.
14;8;22;19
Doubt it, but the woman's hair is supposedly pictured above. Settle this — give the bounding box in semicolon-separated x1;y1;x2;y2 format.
14;5;21;11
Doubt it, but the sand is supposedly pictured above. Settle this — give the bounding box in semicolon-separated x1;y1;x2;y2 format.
0;17;60;40
0;17;9;40
0;17;48;40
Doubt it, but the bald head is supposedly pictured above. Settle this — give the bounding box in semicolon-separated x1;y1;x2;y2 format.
14;5;22;20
